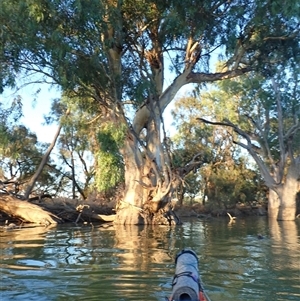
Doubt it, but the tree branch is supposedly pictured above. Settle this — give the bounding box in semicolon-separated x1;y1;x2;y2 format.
197;117;277;188
284;123;300;141
271;78;286;182
187;67;251;84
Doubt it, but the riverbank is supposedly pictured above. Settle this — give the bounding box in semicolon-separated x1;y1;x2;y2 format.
175;202;269;219
0;195;272;226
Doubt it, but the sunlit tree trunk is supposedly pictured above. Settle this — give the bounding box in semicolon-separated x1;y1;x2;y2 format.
24;109;70;200
115;132;145;224
268;159;299;220
277;162;299;220
268;188;280;219
114;107;176;225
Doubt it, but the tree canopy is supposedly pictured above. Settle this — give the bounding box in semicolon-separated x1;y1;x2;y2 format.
1;0;299;223
171;94;265;208
196;62;300;219
1;0;299;94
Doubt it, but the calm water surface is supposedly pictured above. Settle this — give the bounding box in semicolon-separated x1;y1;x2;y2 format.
0;217;299;301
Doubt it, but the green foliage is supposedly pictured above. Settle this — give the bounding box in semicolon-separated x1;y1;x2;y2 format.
96;152;123;192
172;91;264;205
0;100;23;157
0;0;298;202
215;66;300;162
98;122;127;151
94;122;126;192
202;159;263;207
1;0;298;95
0;122;59;193
184;58;299;203
0;98;64;196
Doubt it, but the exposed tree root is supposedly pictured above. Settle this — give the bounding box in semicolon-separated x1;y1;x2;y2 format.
114;200;182;225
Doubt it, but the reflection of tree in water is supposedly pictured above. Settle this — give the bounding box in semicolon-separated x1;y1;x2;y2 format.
35;225;112;266
0;225;55;262
31;224;176;269
113;224;176;272
269;219;299;270
111;224;178;300
267;220;300;300
2;220;299;300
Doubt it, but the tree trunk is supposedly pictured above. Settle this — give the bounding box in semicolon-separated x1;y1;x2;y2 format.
277;164;299;220
268;162;299;221
0;195;61;225
24;123;63;199
268;188;280;219
269;186;297;221
114;130;145;224
112;45;251;225
114;123;179;225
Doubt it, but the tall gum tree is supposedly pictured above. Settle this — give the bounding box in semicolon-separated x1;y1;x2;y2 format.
171;95;263;208
0;0;299;224
198;66;300;221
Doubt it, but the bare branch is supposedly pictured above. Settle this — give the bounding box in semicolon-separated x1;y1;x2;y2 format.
187;67;251;84
197;117;277;188
284;123;300;141
263;30;300;41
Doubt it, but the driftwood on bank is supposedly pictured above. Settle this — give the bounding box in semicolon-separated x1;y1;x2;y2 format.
0;195;116;225
0;195;61;225
29;197;116;223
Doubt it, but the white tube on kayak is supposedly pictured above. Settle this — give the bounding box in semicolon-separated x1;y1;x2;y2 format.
170;249;200;301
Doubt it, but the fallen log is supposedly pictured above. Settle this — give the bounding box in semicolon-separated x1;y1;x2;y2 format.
75;204;115;223
0;195;61;225
92;213;115;222
28;197;115;223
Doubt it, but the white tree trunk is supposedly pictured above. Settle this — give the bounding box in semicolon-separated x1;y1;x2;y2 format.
269;162;299;221
277;164;299;221
268;188;280;219
24;123;63;199
114;132;145;224
114;114;177;225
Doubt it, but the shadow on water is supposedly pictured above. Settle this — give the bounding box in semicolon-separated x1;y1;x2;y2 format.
0;217;299;301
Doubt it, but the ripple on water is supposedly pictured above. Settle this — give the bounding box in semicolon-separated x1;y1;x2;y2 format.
0;219;299;301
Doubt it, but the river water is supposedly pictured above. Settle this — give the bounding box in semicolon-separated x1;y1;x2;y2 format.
0;217;299;301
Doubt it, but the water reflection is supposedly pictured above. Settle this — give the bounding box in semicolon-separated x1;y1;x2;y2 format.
111;225;176;300
268;219;300;300
1;225;55;266
113;225;175;268
0;217;299;301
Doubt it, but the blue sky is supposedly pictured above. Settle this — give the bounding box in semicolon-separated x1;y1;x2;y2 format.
0;80;192;144
0;83;61;143
0;52;217;144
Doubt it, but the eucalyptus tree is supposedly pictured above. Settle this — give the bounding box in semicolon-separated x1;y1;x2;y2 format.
1;0;298;224
0;98;72;199
0;100;24;193
198;65;300;220
50;98;96;199
0;119;60;197
171;96;262;208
